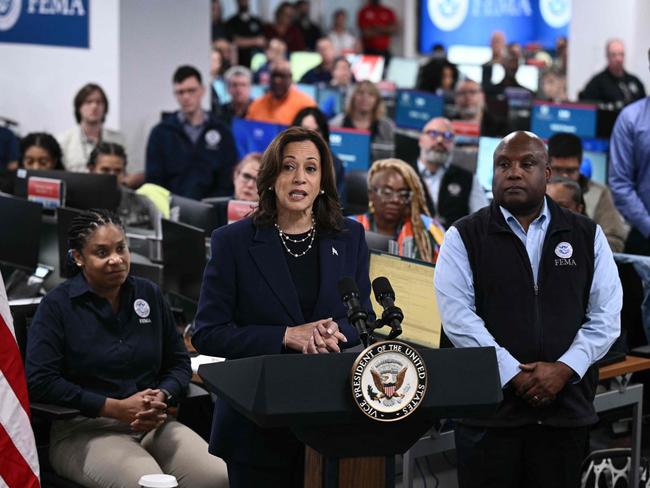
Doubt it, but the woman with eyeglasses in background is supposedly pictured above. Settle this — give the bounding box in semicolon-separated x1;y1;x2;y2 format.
353;158;445;264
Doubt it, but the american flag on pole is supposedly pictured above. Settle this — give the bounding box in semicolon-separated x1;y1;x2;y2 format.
0;272;40;488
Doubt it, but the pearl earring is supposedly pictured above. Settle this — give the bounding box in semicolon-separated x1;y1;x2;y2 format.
319;190;325;195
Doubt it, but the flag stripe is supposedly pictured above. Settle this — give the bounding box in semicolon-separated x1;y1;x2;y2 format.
0;272;40;488
0;314;30;415
0;423;40;488
0;372;39;475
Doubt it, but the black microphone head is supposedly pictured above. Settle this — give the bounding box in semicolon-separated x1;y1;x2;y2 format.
372;276;395;300
337;276;359;299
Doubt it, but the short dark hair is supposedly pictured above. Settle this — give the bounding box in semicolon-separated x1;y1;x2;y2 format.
74;83;108;124
548;132;583;162
173;65;202;85
548;176;584;209
292;107;331;142
87;141;128;170
253;127;343;233
19;132;64;170
67;208;124;275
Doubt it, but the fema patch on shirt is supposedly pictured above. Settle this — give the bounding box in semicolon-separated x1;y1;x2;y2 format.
134;299;151;323
205;129;221;149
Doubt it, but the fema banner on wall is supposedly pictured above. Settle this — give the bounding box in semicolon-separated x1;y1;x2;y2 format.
419;0;570;53
0;0;89;48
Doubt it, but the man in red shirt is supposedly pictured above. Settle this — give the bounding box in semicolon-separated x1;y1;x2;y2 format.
357;0;397;58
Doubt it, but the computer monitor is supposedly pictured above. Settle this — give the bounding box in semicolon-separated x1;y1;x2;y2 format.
476;136;501;194
295;83;317;101
14;169;120;211
290;51;322;81
162;219;206;303
56;207;84;278
231;118;286;159
394;90;444;131
347;54;385;83
582;138;609;186
456;64;483;84
329;128;371;172
0;195;42;272
394;131;420;164
365;230;391;252
318;87;343;118
447;45;492;65
130;261;164;288
386;57;420;89
170;194;219;238
531;101;597;140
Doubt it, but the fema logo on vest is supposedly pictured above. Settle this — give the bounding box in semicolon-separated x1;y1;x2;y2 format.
134;298;152;324
427;0;469;32
554;241;576;267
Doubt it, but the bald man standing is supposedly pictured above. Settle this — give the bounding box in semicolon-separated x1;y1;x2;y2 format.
411;117;488;228
434;131;622;488
579;39;646;107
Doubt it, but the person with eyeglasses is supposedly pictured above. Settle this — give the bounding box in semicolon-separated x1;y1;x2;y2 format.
409;117;488;228
352;158;445;264
145;65;238;200
547;132;627;253
246;59;316;125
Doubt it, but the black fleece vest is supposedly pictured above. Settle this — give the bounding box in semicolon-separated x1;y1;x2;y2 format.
455;198;598;427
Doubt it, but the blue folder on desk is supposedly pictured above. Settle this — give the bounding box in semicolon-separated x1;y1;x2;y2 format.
232;118;287;159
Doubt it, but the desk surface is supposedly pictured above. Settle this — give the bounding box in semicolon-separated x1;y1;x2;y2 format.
599;355;650;380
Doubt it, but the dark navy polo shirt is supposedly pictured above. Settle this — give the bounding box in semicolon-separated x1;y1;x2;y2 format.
26;273;191;417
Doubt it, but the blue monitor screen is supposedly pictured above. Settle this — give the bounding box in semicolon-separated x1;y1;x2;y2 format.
296;83;317;101
581;138;609;186
476;136;501;195
318;88;343;118
531;101;597;140
329;129;371;172
394;90;443;131
231;118;287;159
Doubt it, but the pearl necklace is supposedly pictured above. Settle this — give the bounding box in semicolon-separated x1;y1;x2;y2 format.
275;217;316;258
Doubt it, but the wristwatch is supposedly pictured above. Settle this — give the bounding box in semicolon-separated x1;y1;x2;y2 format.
160;388;173;404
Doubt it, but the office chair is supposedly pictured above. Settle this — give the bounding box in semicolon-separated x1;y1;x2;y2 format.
342;170;369;216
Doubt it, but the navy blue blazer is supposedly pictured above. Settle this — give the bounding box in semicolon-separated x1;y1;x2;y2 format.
192;217;371;467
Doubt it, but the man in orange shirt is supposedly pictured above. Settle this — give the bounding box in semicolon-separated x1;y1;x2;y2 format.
246;59;316;125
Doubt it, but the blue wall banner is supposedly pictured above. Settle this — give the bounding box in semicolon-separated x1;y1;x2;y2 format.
419;0;570;53
0;0;89;48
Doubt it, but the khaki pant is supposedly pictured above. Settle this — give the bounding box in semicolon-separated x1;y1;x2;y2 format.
50;417;228;488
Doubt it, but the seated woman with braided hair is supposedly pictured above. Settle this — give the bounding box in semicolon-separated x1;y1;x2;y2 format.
353;158;446;264
26;209;228;488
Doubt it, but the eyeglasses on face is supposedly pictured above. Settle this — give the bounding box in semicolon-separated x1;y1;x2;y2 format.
371;187;413;203
424;129;454;141
238;171;257;183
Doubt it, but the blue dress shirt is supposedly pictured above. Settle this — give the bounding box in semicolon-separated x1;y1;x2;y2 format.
434;197;622;387
609;97;650;237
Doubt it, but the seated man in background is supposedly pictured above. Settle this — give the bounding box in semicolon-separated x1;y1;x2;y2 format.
546;176;586;215
246;59;316;125
409;117;488;228
299;37;336;85
449;78;484;123
548;132;627;252
88;142;161;230
219;65;253;126
146;65;237;200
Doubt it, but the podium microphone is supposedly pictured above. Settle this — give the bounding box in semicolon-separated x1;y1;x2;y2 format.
337;276;370;347
372;276;403;340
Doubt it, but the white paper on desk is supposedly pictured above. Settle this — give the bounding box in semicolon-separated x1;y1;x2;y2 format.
190;355;225;373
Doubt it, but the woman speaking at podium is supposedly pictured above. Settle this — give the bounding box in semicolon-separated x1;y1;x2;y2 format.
193;127;372;487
